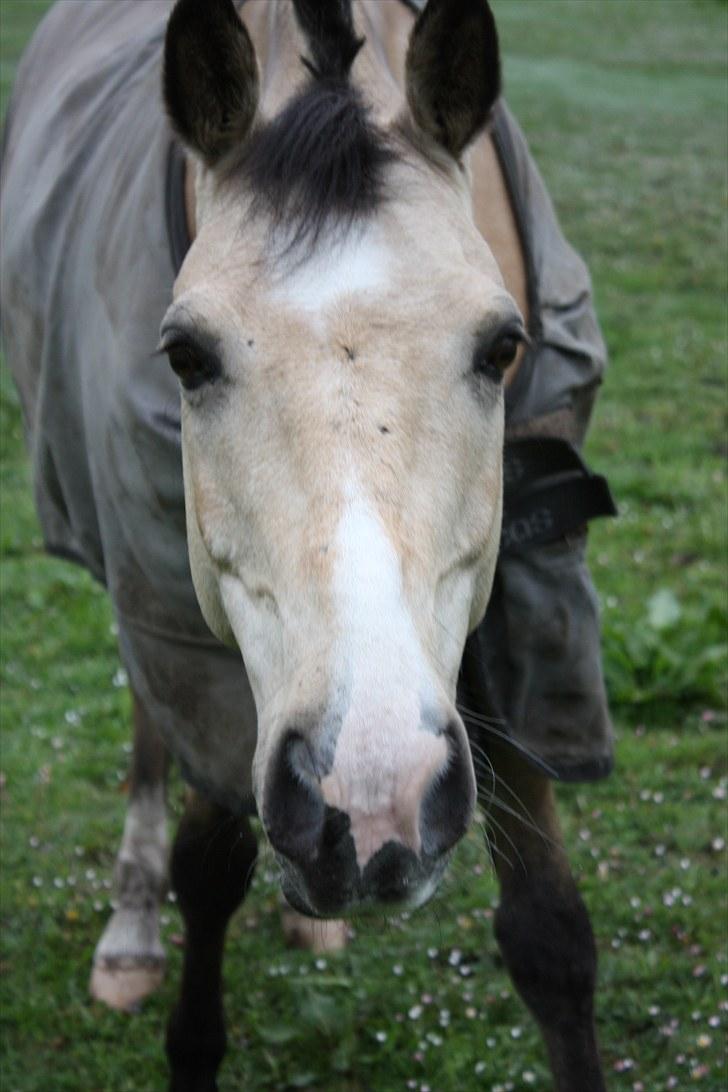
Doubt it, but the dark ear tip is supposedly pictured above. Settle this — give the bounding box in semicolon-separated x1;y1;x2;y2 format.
406;0;501;160
167;0;239;29
164;0;259;165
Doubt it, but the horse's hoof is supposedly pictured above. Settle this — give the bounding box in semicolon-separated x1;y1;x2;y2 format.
280;907;348;953
90;958;166;1012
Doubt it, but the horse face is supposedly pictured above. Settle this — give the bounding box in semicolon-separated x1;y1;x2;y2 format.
162;0;518;915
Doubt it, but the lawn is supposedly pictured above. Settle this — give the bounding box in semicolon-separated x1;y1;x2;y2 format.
1;2;726;1091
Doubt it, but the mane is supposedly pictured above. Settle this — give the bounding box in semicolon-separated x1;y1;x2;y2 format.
233;0;397;252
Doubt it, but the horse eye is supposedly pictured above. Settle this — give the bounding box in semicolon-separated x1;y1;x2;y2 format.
166;343;221;392
473;331;522;382
490;335;520;370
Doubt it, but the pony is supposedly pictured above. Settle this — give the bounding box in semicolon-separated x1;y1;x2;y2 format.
1;1;610;1089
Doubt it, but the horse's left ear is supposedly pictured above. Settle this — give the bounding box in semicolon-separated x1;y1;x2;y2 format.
163;0;259;166
405;0;500;161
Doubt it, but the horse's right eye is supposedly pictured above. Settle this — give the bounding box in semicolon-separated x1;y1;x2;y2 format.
166;343;221;392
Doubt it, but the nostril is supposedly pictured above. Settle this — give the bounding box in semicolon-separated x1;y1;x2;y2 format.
420;722;476;859
321;807;351;852
263;732;325;864
363;841;420;903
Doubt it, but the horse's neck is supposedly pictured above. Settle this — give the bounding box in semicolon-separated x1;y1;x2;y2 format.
185;0;529;359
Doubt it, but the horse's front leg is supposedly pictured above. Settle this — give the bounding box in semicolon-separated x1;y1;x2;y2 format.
480;741;606;1092
91;691;169;1010
166;789;258;1092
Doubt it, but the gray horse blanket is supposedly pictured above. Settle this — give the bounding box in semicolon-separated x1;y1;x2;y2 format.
1;1;613;811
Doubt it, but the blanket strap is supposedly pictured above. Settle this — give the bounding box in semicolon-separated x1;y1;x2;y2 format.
500;437;617;554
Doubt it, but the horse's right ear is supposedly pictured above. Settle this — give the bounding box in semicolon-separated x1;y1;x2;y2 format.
405;0;500;161
163;0;259;167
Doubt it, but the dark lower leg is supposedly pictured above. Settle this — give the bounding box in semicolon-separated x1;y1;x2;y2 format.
481;742;605;1092
166;791;258;1092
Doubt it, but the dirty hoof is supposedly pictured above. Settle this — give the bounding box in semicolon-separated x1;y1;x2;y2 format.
91;906;166;1010
90;958;166;1012
280;906;348;953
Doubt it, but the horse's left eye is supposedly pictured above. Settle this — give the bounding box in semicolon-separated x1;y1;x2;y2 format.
473;329;523;383
166;343;221;392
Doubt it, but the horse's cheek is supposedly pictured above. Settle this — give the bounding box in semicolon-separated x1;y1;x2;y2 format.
181;443;237;648
186;502;237;648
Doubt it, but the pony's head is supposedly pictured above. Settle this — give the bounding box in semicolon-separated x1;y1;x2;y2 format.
161;0;524;916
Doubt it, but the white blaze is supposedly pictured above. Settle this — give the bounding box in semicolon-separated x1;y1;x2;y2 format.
321;485;447;869
272;226;391;313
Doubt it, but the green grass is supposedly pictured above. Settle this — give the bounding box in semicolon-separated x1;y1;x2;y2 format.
1;2;727;1090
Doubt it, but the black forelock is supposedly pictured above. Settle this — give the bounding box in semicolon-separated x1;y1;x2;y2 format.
236;82;395;252
229;0;396;253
